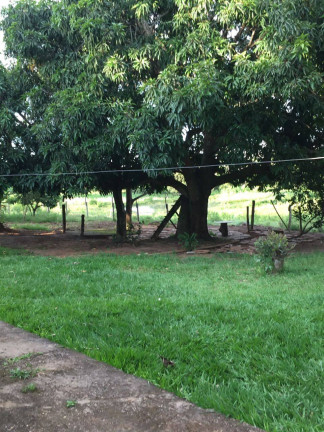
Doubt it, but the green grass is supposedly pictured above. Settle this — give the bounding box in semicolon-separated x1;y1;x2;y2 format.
10;223;53;231
0;247;323;431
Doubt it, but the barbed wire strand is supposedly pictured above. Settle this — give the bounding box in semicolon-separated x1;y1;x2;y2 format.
0;156;323;178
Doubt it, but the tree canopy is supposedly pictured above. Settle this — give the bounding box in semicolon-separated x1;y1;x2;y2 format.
1;0;323;237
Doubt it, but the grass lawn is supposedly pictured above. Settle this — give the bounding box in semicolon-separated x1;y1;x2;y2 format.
0;248;323;431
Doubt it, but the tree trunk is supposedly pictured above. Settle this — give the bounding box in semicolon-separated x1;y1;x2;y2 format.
113;188;126;238
175;130;216;239
176;179;211;240
189;189;211;239
176;196;191;235
126;188;132;229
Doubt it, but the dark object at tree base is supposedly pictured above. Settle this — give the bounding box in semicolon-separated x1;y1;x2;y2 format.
219;222;229;237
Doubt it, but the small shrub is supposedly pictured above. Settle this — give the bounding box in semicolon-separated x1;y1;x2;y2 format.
89;199;98;205
254;232;294;273
179;232;199;251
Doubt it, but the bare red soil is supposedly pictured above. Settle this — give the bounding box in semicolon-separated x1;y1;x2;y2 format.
0;222;323;257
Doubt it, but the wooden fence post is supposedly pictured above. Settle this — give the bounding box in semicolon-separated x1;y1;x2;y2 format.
81;214;85;237
251;200;255;230
136;201;140;222
246;206;250;232
85;197;89;217
62;204;66;233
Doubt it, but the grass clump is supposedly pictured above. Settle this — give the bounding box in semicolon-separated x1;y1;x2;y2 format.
10;367;39;380
0;250;323;432
178;232;199;251
21;383;37;393
66;400;77;408
4;352;41;365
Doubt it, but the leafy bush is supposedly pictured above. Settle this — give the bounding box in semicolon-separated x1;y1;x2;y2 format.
255;232;294;273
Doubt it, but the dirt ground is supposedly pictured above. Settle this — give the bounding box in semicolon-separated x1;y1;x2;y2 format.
0;221;323;257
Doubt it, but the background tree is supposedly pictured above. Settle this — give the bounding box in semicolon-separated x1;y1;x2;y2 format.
1;0;154;237
0;59;63;223
0;64;27;229
10;191;59;217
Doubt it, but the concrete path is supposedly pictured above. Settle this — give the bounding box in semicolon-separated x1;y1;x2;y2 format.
0;322;263;432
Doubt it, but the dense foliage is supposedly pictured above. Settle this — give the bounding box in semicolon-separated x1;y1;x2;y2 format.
1;0;323;237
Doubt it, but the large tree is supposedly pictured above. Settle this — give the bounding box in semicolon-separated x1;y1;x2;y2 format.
102;0;323;237
2;0;323;238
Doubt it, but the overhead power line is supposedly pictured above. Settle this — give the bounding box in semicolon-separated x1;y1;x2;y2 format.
0;156;323;178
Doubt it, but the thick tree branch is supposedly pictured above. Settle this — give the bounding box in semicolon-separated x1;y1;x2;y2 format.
131;192;147;203
211;164;272;189
163;176;188;197
246;29;256;49
149;175;188;197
